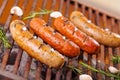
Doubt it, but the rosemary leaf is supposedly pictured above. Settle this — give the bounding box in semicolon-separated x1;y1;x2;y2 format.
67;65;82;74
79;61;99;72
0;27;11;48
112;56;120;64
23;9;52;20
99;70;119;78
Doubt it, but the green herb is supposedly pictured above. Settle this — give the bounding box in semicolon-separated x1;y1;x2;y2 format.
0;27;11;48
68;62;120;79
80;62;98;72
112;56;120;64
67;65;82;74
80;62;120;79
23;9;52;20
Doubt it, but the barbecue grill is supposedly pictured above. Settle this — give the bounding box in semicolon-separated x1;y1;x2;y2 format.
0;0;120;80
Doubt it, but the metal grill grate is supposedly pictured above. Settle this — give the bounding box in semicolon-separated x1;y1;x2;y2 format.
0;0;120;80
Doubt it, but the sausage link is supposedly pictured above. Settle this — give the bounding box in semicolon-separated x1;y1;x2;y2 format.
70;11;120;47
30;18;80;57
54;17;100;54
10;20;65;68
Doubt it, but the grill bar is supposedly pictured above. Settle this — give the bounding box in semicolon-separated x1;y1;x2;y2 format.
45;68;52;80
0;0;8;16
35;62;42;80
0;0;120;80
55;70;62;80
23;56;32;79
12;48;23;74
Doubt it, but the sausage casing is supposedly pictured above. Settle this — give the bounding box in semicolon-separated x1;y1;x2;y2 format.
54;16;100;54
30;18;80;57
10;20;65;68
70;11;120;47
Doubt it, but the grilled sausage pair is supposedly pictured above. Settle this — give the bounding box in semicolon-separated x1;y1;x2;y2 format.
70;11;120;47
10;20;65;68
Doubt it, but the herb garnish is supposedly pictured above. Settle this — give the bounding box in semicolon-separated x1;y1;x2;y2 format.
23;9;52;20
0;27;11;48
112;56;120;64
68;61;120;79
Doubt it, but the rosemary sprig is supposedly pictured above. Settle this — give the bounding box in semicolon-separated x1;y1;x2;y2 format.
23;9;52;20
80;62;99;72
0;27;11;48
68;62;120;79
80;62;120;79
112;56;120;64
67;65;82;74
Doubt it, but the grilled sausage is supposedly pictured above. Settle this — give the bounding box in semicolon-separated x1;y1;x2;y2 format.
30;18;80;57
54;16;100;54
70;11;120;47
10;20;65;68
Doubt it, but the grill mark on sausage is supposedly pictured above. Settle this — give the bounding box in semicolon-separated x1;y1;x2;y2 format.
38;44;44;49
28;36;34;40
63;18;69;26
83;36;88;43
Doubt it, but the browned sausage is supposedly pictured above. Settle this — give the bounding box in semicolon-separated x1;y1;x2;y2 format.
30;18;80;57
10;20;65;68
54;16;100;54
70;11;120;47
